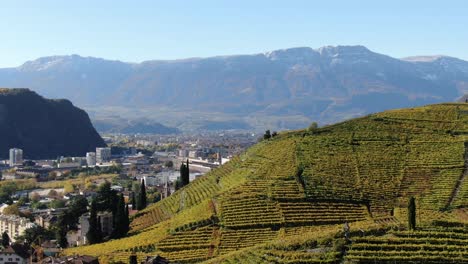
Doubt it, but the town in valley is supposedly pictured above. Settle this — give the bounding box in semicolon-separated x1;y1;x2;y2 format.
0;132;257;263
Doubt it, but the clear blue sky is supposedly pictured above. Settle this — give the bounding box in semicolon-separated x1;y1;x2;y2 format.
0;0;467;67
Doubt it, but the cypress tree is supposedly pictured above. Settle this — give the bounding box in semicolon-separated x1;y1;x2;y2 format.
408;197;416;230
87;199;102;244
180;160;190;187
96;216;103;242
113;194;125;238
175;178;182;191
2;232;10;247
185;159;190;185
131;192;136;210
129;255;137;264
179;163;186;186
136;192;141;210
86;200;96;244
56;225;68;248
56;213;68;248
124;204;130;235
141;179;147;208
96;181;118;214
137;180;147;210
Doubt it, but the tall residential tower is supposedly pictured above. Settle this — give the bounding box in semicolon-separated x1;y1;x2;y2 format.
96;147;111;164
9;148;23;166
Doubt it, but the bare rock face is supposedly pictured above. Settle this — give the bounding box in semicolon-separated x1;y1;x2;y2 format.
0;88;105;159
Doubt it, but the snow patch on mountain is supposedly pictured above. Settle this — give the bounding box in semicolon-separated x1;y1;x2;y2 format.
19;56;69;71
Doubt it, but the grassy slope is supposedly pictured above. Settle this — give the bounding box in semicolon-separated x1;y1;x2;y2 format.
65;103;468;263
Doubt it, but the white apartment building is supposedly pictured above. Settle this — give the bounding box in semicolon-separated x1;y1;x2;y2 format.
9;149;23;167
0;214;35;242
86;152;96;166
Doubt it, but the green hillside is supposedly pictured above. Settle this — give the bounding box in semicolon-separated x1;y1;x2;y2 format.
65;103;468;263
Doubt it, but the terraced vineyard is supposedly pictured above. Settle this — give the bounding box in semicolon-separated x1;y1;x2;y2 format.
66;104;468;263
346;224;468;263
279;201;368;226
218;228;279;255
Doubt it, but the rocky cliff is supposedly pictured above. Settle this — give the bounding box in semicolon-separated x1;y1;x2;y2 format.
0;88;105;159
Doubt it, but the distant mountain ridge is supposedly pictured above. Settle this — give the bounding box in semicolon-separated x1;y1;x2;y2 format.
0;88;105;159
1;46;468;131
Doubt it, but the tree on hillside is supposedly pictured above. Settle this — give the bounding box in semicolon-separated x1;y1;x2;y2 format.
164;160;174;168
135;192;140;210
19;193;29;205
113;193;129;239
96;216;103;241
124;204;130;235
129;255;137;264
96;181;118;214
130;192;136;210
263;130;271;140
175;178;182;191
0;182;17;204
179;163;186;187
55;213;68;248
47;189;59;199
63;182;75;194
86;199;102;244
1;232;10;247
185;160;190;185
3;204;20;216
308;122;318;131
136;179;147;210
48;199;66;209
16;225;53;246
113;194;123;238
31;192;40;202
46;195;88;240
48;171;57;181
180;160;190;187
67;195;88;228
148;190;162;203
408;197;416;230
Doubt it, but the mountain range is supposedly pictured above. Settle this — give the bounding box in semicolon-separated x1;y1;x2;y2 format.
1;45;468;131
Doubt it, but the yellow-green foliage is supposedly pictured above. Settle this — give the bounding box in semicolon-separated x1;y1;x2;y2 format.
346;224;468;263
453;176;468;208
38;173;117;189
204;221;380;264
295;104;468;214
65;200;216;261
0;178;38;190
67;103;468;263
